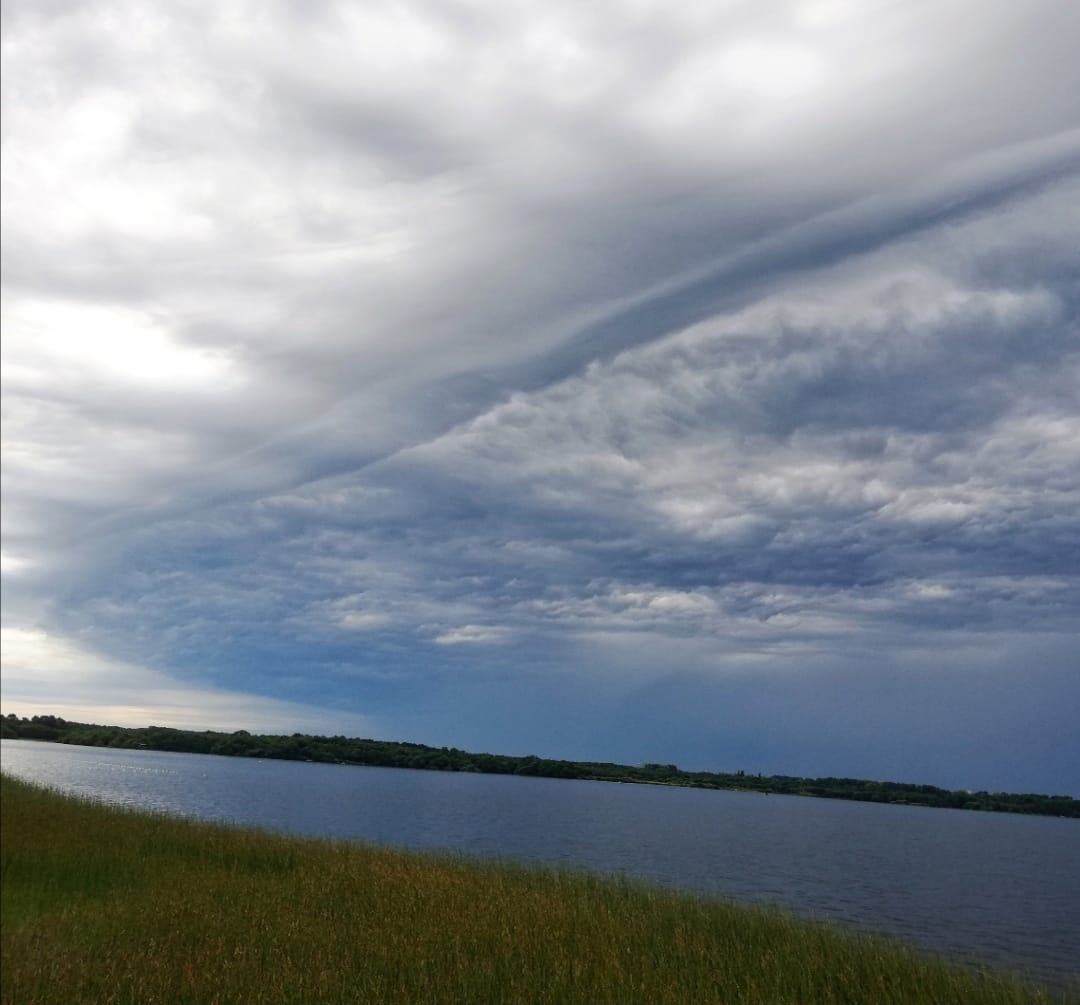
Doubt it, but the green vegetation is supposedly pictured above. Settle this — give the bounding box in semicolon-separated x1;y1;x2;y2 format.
4;713;1077;817
2;775;1071;1005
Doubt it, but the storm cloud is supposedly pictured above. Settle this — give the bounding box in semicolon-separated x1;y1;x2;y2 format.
3;0;1078;793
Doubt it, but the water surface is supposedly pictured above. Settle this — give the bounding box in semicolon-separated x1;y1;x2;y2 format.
2;739;1076;985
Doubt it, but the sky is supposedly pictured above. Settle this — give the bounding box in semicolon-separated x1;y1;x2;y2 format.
2;0;1079;796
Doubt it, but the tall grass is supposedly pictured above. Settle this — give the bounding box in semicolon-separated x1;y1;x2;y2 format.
1;774;1071;1004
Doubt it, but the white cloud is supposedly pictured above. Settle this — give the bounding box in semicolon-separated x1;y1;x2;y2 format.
338;611;390;631
908;583;954;600
434;625;509;645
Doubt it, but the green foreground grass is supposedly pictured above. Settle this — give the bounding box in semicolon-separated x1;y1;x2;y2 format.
1;775;1072;1005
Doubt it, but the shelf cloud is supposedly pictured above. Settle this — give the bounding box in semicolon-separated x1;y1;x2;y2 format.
3;0;1078;793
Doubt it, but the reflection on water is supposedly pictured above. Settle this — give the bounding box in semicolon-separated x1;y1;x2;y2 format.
2;738;1077;985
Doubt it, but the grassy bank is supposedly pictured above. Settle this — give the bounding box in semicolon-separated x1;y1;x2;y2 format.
1;775;1070;1004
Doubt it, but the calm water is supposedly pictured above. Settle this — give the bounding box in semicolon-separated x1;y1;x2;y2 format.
2;739;1077;985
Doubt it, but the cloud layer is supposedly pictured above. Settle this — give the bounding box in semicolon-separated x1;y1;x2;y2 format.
3;0;1078;792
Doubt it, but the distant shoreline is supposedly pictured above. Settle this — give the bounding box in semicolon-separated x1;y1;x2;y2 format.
3;713;1077;818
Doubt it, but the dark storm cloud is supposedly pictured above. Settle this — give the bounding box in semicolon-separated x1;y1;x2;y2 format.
3;0;1078;790
42;176;1079;689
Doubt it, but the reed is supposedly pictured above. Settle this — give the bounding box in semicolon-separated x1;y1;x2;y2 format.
1;774;1070;1005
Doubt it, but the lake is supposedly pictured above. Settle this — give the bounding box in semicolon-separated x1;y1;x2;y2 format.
2;738;1077;986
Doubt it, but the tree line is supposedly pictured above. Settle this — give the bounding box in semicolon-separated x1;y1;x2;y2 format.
3;713;1076;818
